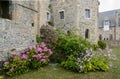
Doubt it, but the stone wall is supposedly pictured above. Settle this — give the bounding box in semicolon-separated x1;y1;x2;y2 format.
79;0;99;43
105;40;120;48
0;1;41;60
98;26;120;41
50;0;99;43
98;27;115;40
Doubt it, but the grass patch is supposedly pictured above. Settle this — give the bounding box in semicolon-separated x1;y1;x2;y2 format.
1;48;120;79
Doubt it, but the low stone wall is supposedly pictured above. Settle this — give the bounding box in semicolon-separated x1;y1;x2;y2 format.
105;40;120;48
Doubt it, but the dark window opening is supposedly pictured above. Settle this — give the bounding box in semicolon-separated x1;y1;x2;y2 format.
0;0;11;19
85;9;90;18
59;11;64;19
99;34;102;40
85;29;90;39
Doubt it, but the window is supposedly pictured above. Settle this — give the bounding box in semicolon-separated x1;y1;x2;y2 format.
0;0;11;19
46;12;50;21
104;20;109;26
85;9;90;19
59;11;64;19
85;29;90;39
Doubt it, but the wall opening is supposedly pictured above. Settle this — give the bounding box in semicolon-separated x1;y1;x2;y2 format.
0;0;12;19
85;29;90;39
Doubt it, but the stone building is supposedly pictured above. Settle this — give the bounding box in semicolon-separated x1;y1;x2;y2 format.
0;0;47;55
98;9;120;41
50;0;99;43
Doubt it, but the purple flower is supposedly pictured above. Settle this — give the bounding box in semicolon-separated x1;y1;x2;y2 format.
29;46;33;50
22;54;28;59
4;61;9;66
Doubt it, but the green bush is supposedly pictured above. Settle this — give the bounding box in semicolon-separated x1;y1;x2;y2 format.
59;33;109;73
98;40;106;49
53;34;92;62
92;44;99;51
61;54;109;73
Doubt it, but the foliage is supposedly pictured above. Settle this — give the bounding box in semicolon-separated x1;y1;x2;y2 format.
61;50;109;73
36;34;41;43
3;42;53;77
52;33;92;63
98;40;106;49
58;33;109;73
92;44;99;51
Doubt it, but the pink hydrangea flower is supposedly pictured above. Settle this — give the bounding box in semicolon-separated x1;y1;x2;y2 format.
16;52;20;56
48;49;53;55
43;47;48;52
29;46;33;50
41;42;46;48
26;52;30;55
41;59;46;63
10;67;14;72
35;48;42;53
40;53;44;56
4;61;9;66
35;44;39;48
22;54;28;59
42;56;48;59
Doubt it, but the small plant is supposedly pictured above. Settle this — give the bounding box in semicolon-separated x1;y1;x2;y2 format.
98;40;106;49
36;34;41;43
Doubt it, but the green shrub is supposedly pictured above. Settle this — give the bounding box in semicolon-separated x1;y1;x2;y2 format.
92;44;99;51
98;40;106;49
53;34;92;62
61;54;109;73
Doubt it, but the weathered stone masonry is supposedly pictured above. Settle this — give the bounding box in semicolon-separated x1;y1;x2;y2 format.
50;0;99;43
0;1;39;55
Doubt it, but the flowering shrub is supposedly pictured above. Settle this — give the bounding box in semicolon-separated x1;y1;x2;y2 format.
58;34;109;73
61;50;109;73
51;34;92;63
3;42;53;76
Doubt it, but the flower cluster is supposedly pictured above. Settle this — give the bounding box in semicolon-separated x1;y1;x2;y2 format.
3;42;53;76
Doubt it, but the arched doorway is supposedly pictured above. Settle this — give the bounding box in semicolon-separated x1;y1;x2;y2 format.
85;29;90;39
